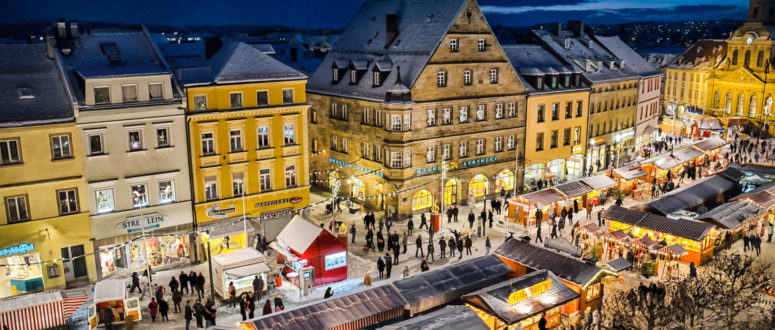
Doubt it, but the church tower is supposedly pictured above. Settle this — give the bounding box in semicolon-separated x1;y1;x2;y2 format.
749;0;775;25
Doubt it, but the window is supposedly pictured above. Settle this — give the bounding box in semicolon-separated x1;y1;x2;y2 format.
459;106;469;123
732;50;739;65
442;144;451;160
563;128;571;146
149;82;163;100
331;135;338;151
285;165;297;188
257;90;269;107
586;283;601;301
476;105;486;121
437;71;447;87
373;72;381;86
230;92;242;109
426;146;436;163
233;172;244;195
494;136;503;152
128;130;143;151
478;39;486;52
375;110;383;127
576;101;583;117
257;127;270;148
744;50;751;67
463;70;472;86
449;38;459;52
230;129;243;152
332;68;340;82
475;139;485;155
131;184;148;208
88;134;103;156
361;142;370;158
565;102;572;119
159;180;175;203
403;149;411;168
201;132;215;154
95;189;114;213
375;145;382;161
390;151;402;168
459;141;468;157
156;127;170;148
489;68;498;84
426;109;436;126
283;124;295;145
312;139;319;153
5;195;29;223
442;108;451;125
508;102;516;117
342;138;348;153
758;50;764;67
391;115;402;131
122;84;138;102
350;69;358;84
362;108;371;124
551;103;559;120
283;89;294;104
193;95;207;111
495;104;503;119
94;86;110;104
574;127;581;144
404;112;412;131
51;135;71;159
536;133;544;151
537;105;544;122
507;135;515;150
205;177;218;201
311;109;318;123
259;168;272;191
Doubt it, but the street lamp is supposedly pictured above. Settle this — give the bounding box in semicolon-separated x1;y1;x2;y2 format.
439;161;449;231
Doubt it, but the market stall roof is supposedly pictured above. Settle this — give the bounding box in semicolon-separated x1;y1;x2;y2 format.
391;255;511;315
275;215;323;254
605;258;632;272
494;238;616;286
200;218;259;240
634;236;660;250
379;306;489;330
581;174;617;190
211;248;266;268
225;262;272;278
94;279;126;302
717;167;745;182
603;206;714;241
246;285;406;330
648;147;704;170
0;291;62;313
554;181;592;198
461;271;579;325
613;165;648;180
580;223;605;237
544;237;583;258
660;244;688;256
695;201;762;230
607;230;631;243
732;180;775;209
698;119;724;131
643;125;659;135
640;175;735;215
727;117;748;125
730;163;775;178
687;137;726;152
521;188;566;206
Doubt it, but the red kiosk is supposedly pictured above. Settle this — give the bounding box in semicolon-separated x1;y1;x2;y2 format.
271;216;348;287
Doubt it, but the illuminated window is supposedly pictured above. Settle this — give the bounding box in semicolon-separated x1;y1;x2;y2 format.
586;283;601;301
412;190;433;210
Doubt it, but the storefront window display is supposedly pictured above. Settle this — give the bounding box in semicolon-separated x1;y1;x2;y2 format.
131;184;148;208
495;170;515;192
525;164;544;187
159;181;175;204
99;247;117;277
412;190;433;211
7;253;44;295
547;159;565;181
469;174;489;198
444;179;458;205
567;155;584;180
350;178;365;199
128;235;190;270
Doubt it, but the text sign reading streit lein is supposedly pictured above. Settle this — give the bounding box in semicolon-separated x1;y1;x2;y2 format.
117;213;169;233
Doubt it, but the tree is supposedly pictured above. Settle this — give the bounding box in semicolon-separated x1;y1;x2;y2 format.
603;285;675;329
704;252;772;329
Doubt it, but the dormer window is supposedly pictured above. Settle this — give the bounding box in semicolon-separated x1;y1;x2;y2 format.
332;68;340;83
564;39;571;49
563;75;570;87
550;76;557;88
351;69;358;84
373;71;381;87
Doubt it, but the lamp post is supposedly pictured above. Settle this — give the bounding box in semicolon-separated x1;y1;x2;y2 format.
242;187;248;249
138;200;152;286
439;161;449;231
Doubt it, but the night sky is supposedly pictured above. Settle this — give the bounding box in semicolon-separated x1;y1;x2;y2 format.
2;0;749;28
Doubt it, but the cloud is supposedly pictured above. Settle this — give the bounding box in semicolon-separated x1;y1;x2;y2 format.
480;1;673;15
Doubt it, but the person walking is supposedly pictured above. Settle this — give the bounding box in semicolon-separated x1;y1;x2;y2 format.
130;272;142;293
393;242;400;265
184;301;193;330
148;298;159;322
377;256;385;278
173;289;183;313
401;233;408;254
485;237;491;255
239;296;248;321
262;300;272;316
378;218;384;232
573;199;579;214
155;286;165;305
426;242;435;262
407;218;414;236
468;211;475;229
477;217;483;238
415;235;424;257
586;203;592;221
159;298;170;321
535;208;543;227
228;281;237;308
189;271;198;294
536;223;543;243
274;293;285;312
465;236;472;255
597;210;604;227
169;276;179;294
419;213;428;229
385;254;393;277
180;271;189;295
385;218;392;233
253;275;264;301
193;299;204;328
197;273;206;299
768;222;774;243
103;305;114;330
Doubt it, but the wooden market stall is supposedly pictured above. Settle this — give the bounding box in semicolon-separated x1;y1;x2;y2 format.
602;206;717;265
613;165;648;196
580;175;617;206
695;201;763;242
641;147;704;184
633;175;737;216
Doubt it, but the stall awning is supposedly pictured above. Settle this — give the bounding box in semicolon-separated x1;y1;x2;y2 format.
604;205;714;241
544;237;583;258
660;244;688;256
522;188;566;206
634;236;659;250
605;258;632;272
581;174;617;190
607;230;631;243
580;223;605;237
641;175;735;215
613;165;647;180
643;125;659;135
698;119;724;130
225;262;271;278
200;218;258;240
649;147;704;170
688;137;726;152
727;117;748;125
554;181;592;198
212;248;266;269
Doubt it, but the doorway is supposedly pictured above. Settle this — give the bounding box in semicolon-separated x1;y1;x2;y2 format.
61;245;88;283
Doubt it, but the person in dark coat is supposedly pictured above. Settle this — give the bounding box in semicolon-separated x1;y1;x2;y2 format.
253;275;264;301
743;233;750;252
407;218;414;236
419;213;428;229
439;237;446;259
189;270;198;294
468;211;475;229
169;276;179;294
536;223;543;243
377;230;385;251
262;300;272;316
415;235;424;257
385;254;393;277
159;299;170;321
487;211;493;229
457;237;464;259
239;296;248;321
103;305;114;330
324;287;334;299
420;260;430;272
197;273;206;299
130;272;142;293
193;299;204;328
538;313;548;330
184;301;193;330
173;289;183;313
179;271;189;295
274;293;284;312
393;242;400;265
551;222;558;239
465;236;473;255
426;242;434;262
377;257;385;278
573;199;579;213
535;208;543;227
350;224;357;244
448;237;456;257
689;262;697;279
155;285;165;303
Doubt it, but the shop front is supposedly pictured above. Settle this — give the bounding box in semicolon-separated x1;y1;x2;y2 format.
495;170;515;194
587;137;607;173
524;163;545;189
412;189;434;211
546;159;565;182
444;179;459;205
469;174;489;199
348;177;365;199
567;153;585;181
91;202;193;279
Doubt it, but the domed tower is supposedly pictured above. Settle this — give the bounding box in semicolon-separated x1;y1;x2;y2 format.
749;0;775;25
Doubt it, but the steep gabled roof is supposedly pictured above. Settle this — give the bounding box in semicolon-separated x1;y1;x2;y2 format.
275;215;323;254
206;42;306;84
594;35;661;76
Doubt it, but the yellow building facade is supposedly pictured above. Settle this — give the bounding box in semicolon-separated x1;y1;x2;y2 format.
183;42;310;253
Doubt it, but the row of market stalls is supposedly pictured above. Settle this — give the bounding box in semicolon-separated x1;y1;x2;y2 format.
242;241;620;330
503;175;617;229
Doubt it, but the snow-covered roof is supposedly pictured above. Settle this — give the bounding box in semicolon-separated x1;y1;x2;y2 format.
275;215;323;255
594;35;661;76
308;0;469;101
211;248;266;269
94;279;127;302
224;262;272;278
0;291;62;313
248;43;276;55
0;43;74;127
205;42;307;85
380;305;489;330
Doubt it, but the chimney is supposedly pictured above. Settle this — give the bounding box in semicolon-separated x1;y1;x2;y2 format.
45;35;56;59
551;22;562;36
385;14;399;48
567;20;584;37
70;21;79;38
56;19;67;38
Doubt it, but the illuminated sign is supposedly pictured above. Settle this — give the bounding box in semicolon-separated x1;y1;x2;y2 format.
508;279;552;304
0;243;35;256
207;204;236;218
118;213;168;233
572;145;584;155
324;251;347;270
255;197;302;208
338;223;348;236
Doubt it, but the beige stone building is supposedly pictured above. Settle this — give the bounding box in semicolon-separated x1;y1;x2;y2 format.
307;0;527;218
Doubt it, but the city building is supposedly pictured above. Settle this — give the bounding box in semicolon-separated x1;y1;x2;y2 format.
179;41;310;253
53;24;193;279
307;0;527;218
533;22;641;171
0;43;97;297
503;45;590;187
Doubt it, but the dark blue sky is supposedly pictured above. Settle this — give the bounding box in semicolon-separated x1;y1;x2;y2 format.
1;0;749;28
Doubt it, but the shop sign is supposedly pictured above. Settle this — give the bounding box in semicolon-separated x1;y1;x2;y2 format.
256;197;302;209
461;156;497;168
338;223;348;236
508;279;552;304
590;137;606;147
261;207;293;217
617;129;635;141
118;214;169;233
324;251;347;270
572;145;584;155
0;243;34;256
207;204;236;219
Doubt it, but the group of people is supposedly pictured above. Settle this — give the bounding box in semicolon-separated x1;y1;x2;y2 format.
145;271;214;329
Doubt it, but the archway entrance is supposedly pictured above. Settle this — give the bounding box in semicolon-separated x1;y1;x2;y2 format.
469;174;489;198
412;190;433;211
444;179;459;205
495;170;514;193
